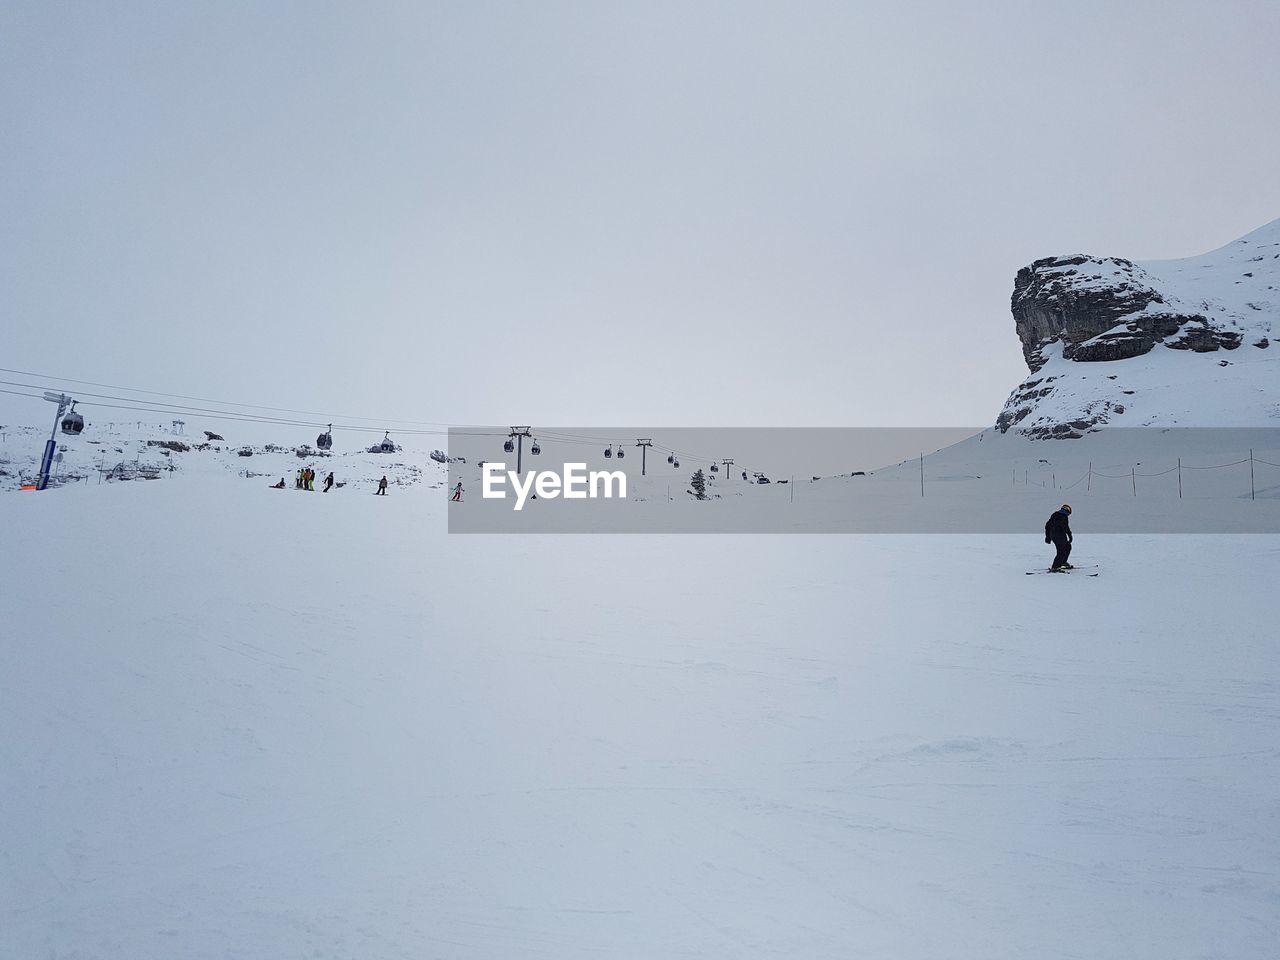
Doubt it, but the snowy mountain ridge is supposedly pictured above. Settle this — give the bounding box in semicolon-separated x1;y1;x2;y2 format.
997;218;1279;437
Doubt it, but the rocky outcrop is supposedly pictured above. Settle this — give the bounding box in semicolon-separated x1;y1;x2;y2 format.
995;220;1279;437
1011;255;1239;371
1164;319;1242;352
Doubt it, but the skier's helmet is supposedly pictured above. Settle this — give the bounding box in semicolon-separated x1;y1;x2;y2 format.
1061;503;1072;514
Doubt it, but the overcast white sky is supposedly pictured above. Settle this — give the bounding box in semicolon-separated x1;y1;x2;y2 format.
2;0;1278;435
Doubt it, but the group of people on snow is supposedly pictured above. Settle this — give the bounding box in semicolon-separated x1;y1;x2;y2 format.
271;471;397;496
289;467;334;492
270;467;335;491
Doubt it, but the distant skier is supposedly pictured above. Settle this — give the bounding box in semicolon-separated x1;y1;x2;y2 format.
1044;503;1073;571
376;475;389;496
323;471;334;493
295;468;304;490
451;481;463;501
270;478;286;489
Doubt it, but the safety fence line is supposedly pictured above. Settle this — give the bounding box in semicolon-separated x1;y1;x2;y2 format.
1017;452;1280;501
1181;459;1251;470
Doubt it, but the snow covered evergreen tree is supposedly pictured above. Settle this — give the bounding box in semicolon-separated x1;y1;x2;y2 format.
689;468;707;500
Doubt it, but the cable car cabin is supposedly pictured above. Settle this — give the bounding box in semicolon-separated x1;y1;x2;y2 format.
504;439;515;453
60;407;85;436
378;432;396;453
316;425;333;450
616;448;625;459
710;463;718;472
667;454;674;464
604;446;612;459
530;442;541;456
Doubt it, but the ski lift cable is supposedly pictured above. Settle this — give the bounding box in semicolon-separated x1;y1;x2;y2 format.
0;378;510;437
0;385;503;438
0;366;495;429
3;382;700;458
0;387;44;401
531;430;721;464
531;430;720;459
0;377;353;426
3;367;721;459
4;369;718;460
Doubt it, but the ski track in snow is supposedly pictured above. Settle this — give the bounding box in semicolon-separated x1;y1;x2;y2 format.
2;463;1279;959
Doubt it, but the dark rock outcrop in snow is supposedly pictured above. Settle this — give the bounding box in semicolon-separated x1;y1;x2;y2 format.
1011;256;1238;371
996;219;1279;438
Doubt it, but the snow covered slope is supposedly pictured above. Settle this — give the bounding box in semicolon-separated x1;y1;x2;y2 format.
997;219;1280;437
0;420;440;494
3;472;1279;959
5;419;1280;534
2;233;1278;955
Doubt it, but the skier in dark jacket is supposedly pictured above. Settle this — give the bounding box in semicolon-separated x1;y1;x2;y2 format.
376;476;389;496
1045;504;1073;571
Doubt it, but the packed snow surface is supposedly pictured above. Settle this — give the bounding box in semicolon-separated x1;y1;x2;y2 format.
1136;217;1280;338
3;430;1279;959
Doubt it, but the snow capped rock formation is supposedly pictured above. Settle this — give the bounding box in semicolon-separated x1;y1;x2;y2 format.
997;219;1280;437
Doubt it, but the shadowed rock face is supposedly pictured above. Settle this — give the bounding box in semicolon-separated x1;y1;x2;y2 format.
1011;255;1238;372
990;219;1280;439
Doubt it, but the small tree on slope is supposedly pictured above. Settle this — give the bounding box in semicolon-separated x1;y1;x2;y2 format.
689;468;707;500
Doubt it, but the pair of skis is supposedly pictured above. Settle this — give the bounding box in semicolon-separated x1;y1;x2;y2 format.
1026;564;1099;576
